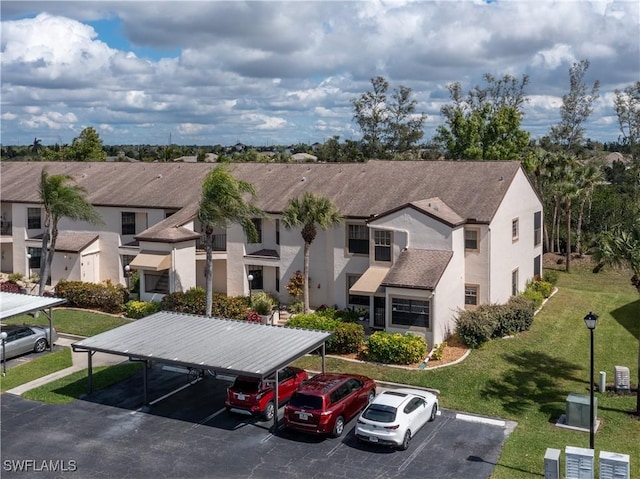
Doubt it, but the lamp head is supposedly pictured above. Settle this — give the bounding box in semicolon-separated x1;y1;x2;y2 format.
124;265;131;272
247;274;254;282
584;311;598;330
0;331;7;340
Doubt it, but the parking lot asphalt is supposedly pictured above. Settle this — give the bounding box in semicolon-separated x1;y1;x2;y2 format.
1;364;516;479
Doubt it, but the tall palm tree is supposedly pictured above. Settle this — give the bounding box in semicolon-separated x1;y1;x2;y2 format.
30;137;43;158
282;193;343;313
37;168;103;295
198;165;261;316
574;161;605;256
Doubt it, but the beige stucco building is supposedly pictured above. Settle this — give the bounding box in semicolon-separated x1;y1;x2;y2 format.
0;160;543;347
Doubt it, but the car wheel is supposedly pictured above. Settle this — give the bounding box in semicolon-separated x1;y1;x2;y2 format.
332;416;345;438
399;430;411;451
262;401;275;421
367;390;375;404
34;338;47;353
429;403;438;422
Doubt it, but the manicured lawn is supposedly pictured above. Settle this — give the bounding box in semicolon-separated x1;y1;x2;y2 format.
294;265;640;478
23;362;143;404
3;309;131;337
0;348;73;393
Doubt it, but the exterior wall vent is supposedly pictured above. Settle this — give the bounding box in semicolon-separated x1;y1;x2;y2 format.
614;366;630;392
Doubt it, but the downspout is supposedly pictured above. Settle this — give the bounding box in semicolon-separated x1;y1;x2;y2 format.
171;248;176;293
487;226;491;303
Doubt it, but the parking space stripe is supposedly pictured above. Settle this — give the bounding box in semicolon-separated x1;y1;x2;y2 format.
131;380;201;414
191;407;226;428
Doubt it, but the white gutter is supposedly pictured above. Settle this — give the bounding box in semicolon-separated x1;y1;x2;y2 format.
367;224;410;249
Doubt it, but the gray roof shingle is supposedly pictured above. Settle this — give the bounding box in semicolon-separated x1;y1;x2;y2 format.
382;249;454;290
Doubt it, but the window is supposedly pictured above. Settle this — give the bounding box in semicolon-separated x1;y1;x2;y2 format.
391;298;430;328
27;247;42;269
27;208;41;229
464;229;478;250
465;285;479;306
512;269;519;296
404;397;425;414
250;218;262;243
534;211;542;247
512;218;519;241
275;267;280;293
275;219;280;246
248;266;263;289
534;255;541;278
374;230;391;262
347;274;369;306
121;212;136;235
348;224;369;255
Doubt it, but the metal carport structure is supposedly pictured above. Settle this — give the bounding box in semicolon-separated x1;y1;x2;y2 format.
72;311;333;430
0;291;67;353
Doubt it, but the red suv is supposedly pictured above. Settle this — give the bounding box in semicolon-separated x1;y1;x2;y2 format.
226;366;308;421
284;373;376;437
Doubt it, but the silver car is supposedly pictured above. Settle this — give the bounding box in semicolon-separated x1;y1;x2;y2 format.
0;324;58;361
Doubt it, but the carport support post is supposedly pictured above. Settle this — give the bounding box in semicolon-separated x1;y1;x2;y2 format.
87;352;93;393
321;343;326;373
143;360;149;406
273;369;280;433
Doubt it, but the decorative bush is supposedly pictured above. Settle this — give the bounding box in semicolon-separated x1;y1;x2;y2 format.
455;306;499;348
288;301;304;314
0;280;22;293
124;300;161;319
527;279;553;299
55;279;127;314
521;289;544;309
250;292;276;315
286;270;305;301
365;331;427;365
160;288;249;319
8;273;24;283
431;341;448;361
542;270;559;286
286;313;364;354
504;296;536;332
245;310;262;323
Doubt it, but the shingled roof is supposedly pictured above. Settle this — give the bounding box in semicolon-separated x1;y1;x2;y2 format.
0;160;522;225
382;249;454;291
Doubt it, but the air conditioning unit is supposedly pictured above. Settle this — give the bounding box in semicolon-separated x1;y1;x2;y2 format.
599;451;630;479
614;366;630;392
565;446;594;479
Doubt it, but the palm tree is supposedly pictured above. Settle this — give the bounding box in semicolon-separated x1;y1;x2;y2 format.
198;165;262;316
30;138;43;158
574;161;605;256
37;168;103;295
282;193;343;313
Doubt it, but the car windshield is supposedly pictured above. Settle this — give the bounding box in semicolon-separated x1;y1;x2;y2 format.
231;378;260;393
289;393;323;410
362;404;397;423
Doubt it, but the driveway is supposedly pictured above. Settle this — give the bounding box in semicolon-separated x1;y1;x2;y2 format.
1;365;515;479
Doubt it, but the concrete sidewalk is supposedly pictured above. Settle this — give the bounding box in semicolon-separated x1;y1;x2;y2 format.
5;335;126;396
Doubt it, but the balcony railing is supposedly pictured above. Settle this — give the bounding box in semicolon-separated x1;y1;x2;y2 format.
196;234;227;251
0;221;12;236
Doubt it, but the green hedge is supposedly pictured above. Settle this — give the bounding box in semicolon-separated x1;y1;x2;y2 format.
123;300;161;319
456;296;537;348
55;280;127;314
365;331;427;365
159;288;249;319
286;314;364;354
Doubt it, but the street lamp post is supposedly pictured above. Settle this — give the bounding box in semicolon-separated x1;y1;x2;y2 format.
1;331;7;376
584;311;598;450
247;274;254;301
26;253;32;283
124;264;131;290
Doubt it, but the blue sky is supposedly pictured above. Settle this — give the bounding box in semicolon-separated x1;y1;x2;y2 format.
1;1;638;147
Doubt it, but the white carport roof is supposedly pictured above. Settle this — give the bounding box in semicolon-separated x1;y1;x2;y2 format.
0;292;67;320
72;311;332;380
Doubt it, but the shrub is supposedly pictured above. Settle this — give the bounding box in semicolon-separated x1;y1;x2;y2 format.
250;292;276;315
455;306;498;348
331;323;365;354
286;313;364;354
160;288;249;319
0;280;22;293
8;273;24;283
527;279;553;298
542;270;559;286
505;295;536;332
431;341;448;361
286;270;304;301
245;311;262;323
365;331;427;365
124;300;161;319
521;289;544;309
55;279;127;314
288;301;304;314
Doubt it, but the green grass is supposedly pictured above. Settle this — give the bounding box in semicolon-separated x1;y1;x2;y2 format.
0;348;73;392
22;362;143;404
294;265;640;478
3;309;130;336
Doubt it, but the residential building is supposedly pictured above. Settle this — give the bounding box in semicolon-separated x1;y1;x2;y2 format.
0;160;542;346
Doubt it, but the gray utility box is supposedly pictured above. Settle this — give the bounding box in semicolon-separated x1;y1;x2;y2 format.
614;366;630;392
566;393;597;429
566;446;594;479
544;448;561;479
599;451;630;479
